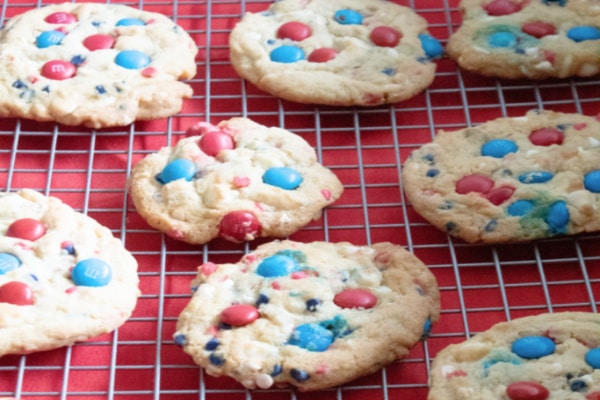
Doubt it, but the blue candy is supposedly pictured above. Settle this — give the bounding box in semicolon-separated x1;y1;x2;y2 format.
334;9;363;25
518;171;554;184
584;170;600;193
511;335;555;359
567;26;600;42
36;30;66;48
487;31;518;48
507;200;535;216
585;347;600;368
0;253;21;274
115;50;151;69
256;254;297;277
419;33;444;59
288;323;333;352
481;139;518;158
205;338;220;350
269;45;305;63
263;167;303;190
116;18;146;26
290;368;310;382
546;200;569;232
71;258;112;287
158;158;196;184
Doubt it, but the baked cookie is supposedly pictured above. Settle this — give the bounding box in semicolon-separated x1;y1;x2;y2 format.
229;0;443;106
447;0;600;79
428;312;600;400
129;118;344;244
0;189;139;356
0;3;197;128
402;110;600;243
174;240;440;391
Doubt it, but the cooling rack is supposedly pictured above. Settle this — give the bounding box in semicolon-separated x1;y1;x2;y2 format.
1;0;599;399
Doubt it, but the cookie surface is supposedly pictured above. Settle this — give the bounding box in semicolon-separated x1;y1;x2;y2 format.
229;0;443;106
0;3;197;128
174;240;440;391
447;0;600;79
428;312;600;400
129;117;344;244
0;189;139;356
402;110;600;243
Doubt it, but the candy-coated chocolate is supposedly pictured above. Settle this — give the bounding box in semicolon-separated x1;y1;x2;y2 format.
199;131;234;156
546;200;569;232
218;210;261;242
529;128;564;146
115;50;151;69
484;0;522;16
0;253;21;274
41;60;76;80
511;335;555;359
587;392;600;400
487;31;518;48
584;170;600;193
290;368;310;382
481;138;518;158
333;288;377;309
6;218;46;241
71;258;112;287
506;381;549;400
220;304;260;326
455;174;494;194
277;21;311;41
263;167;303;190
567;26;600;42
521;21;556;38
370;26;402;47
158;158;196;184
333;9;363;25
518;171;554;184
418;33;443;59
483;186;514;205
269;45;305;63
45;12;77;24
83;33;116;50
205;337;219;350
585;347;600;368
116;18;146;26
0;281;34;305
308;48;338;63
305;298;321;312
256;254;297;277
36;30;66;48
288;323;333;351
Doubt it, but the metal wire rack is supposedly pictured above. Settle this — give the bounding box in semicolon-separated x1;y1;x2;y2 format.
1;0;599;399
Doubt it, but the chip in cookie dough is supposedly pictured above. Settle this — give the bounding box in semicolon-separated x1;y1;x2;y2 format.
129;118;344;244
447;0;600;79
174;240;440;391
428;312;600;400
0;3;197;128
0;189;139;356
402;110;600;243
229;0;443;106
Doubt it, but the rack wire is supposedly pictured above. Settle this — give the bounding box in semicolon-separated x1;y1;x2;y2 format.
1;0;599;399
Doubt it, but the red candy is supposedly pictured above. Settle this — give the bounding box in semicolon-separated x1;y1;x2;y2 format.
334;288;377;309
586;392;600;400
218;211;261;242
484;0;522;16
199;131;234;156
83;34;116;50
6;218;46;241
521;21;556;38
529;127;564;146
506;381;549;400
484;186;515;205
308;48;338;63
0;281;34;306
370;26;402;47
220;304;259;326
41;60;76;80
277;21;312;41
455;174;494;194
45;12;77;24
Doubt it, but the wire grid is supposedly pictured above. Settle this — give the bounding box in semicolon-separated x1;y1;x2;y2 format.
0;0;599;399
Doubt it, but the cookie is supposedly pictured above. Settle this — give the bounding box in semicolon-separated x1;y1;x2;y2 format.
402;110;600;243
0;3;197;128
447;0;600;79
0;189;139;356
228;0;443;106
174;240;440;391
129;117;344;244
428;312;600;400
